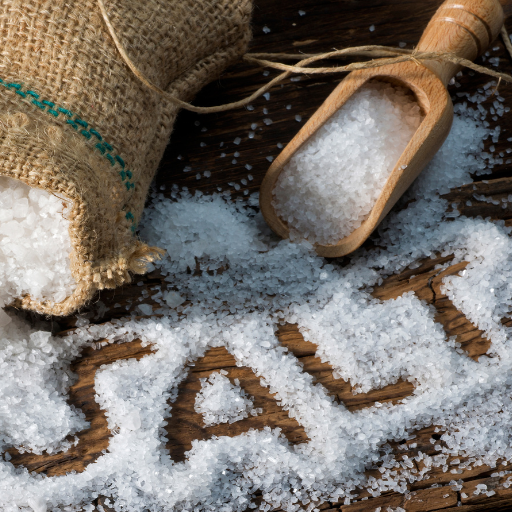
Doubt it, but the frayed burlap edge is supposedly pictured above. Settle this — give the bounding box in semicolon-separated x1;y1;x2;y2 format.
13;242;165;316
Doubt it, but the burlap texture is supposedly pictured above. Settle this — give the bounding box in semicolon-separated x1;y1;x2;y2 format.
0;0;252;316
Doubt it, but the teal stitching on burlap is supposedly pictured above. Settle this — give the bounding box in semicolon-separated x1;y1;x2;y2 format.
125;210;136;232
90;129;102;141
58;107;73;116
0;78;139;232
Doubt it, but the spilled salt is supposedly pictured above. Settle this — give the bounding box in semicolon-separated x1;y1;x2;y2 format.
195;371;258;426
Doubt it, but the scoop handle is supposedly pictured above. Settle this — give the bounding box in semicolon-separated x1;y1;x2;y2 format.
416;0;504;86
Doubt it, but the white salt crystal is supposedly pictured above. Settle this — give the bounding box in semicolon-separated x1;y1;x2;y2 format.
121;410;141;431
27;497;47;512
138;304;153;316
0;177;75;304
163;291;185;308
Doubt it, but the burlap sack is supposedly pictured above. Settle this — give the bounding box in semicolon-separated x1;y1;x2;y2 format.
0;0;252;316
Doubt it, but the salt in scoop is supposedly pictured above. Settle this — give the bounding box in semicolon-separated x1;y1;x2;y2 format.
260;0;504;257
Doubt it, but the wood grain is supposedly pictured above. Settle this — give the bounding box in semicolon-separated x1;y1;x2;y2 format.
7;1;512;510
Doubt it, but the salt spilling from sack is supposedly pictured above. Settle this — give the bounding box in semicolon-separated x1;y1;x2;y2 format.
0;176;75;312
0;176;83;459
1;80;512;512
272;81;423;245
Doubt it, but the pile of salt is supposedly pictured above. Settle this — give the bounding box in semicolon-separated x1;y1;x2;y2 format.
272;82;423;245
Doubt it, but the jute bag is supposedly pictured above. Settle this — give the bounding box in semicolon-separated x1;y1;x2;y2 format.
0;0;252;316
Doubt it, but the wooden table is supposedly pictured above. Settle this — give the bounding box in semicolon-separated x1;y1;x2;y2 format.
9;1;512;510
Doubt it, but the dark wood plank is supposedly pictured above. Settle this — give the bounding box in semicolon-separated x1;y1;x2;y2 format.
339;486;458;511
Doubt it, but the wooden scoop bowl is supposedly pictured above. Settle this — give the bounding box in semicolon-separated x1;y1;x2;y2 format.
260;0;504;257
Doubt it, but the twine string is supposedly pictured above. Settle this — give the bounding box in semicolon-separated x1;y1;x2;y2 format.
97;0;512;114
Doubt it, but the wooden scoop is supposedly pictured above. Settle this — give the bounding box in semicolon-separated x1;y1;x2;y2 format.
260;0;504;257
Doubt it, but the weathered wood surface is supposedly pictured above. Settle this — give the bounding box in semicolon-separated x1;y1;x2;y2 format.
9;0;512;510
